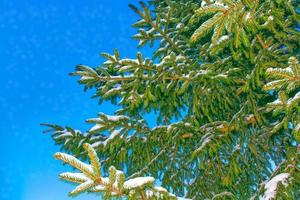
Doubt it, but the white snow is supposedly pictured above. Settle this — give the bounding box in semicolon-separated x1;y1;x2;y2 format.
120;58;138;63
245;114;254;121
214;74;228;78
116;169;124;179
198;137;212;151
176;23;184;29
176;55;185;61
245;12;251;21
146;191;156;197
194;133;213;153
266;67;293;74
105;114;129;121
215;1;226;7
59;172;89;182
89;114;129;133
90;135;101;140
90;185;105;192
201;0;207;7
127;94;136;101
295;122;300;132
91;129;121;148
104;87;122;96
217;35;229;44
162;55;171;62
101;177;110;185
263;173;289;200
123;177;155;190
195;70;209;77
64;138;71;145
234;144;241;151
151;125;167;131
264;80;284;89
54;130;73;139
55;153;93;173
78;139;85;147
184;122;191;127
145;187;179;199
88;117;102;123
287;91;300;106
102;129;120;146
71;180;94;194
89;124;104;132
268;16;274;21
103;60;113;65
105;75;148;79
80;76;94;81
146;190;162;198
93;113;129;122
154;186;168;193
146;28;155;34
261;15;275;26
119;65;132;71
157;47;166;52
267;99;282;107
91;141;102;148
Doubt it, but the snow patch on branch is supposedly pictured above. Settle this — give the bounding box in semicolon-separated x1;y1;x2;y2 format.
193;133;214;154
287;91;300;106
267;99;282;107
262;173;289;200
266;67;293;75
123;177;155;190
91;129;121;148
99;113;129;121
89;124;105;132
80;76;95;81
54;130;73;139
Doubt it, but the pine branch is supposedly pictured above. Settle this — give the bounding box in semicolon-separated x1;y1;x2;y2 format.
264;57;300;134
55;143;183;199
130;2;193;65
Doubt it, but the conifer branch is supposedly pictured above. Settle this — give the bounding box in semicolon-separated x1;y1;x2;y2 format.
55;143;182;199
263;57;300;135
130;2;193;65
149;21;193;65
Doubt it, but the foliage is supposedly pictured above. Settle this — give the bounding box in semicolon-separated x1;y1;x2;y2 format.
44;0;300;199
55;143;177;199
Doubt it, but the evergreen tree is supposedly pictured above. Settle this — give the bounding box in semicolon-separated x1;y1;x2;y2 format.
43;0;300;199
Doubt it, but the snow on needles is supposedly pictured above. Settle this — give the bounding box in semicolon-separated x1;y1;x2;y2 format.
91;129;121;148
262;173;290;200
89;124;104;132
287;91;300;106
88;113;129;133
123;177;155;190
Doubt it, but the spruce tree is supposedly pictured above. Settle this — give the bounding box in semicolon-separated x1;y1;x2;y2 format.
43;0;300;199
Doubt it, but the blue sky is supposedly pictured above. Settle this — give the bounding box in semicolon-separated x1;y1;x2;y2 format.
0;0;147;199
